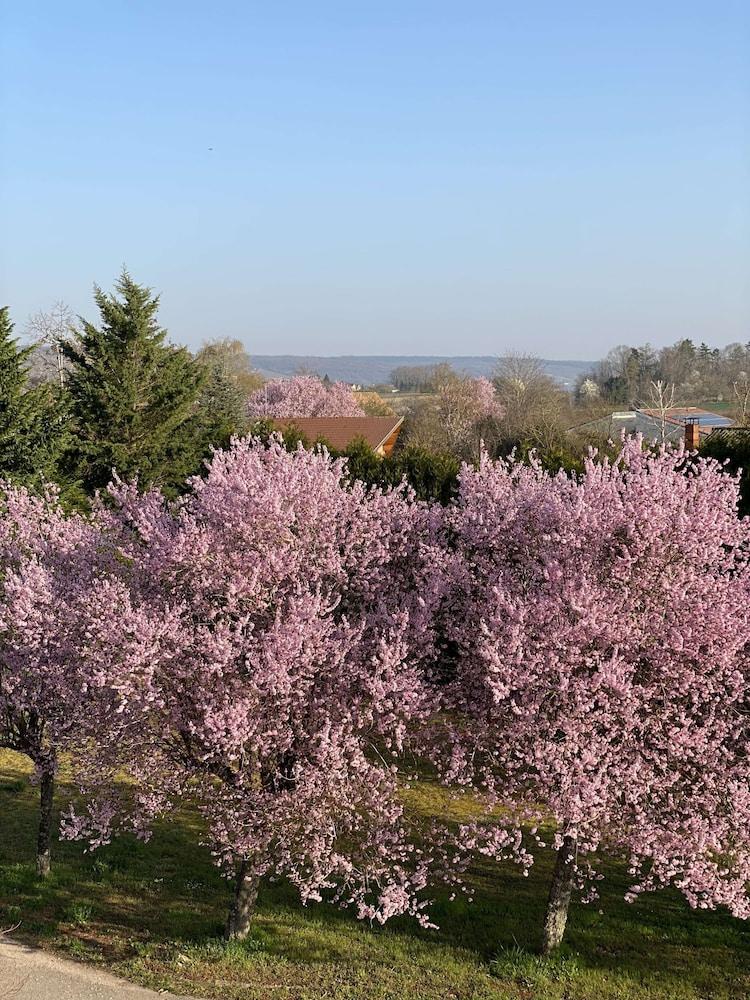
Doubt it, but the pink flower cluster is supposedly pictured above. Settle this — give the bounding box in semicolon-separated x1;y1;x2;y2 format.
433;374;504;456
0;486;160;788
2;435;750;928
246;376;365;418
440;438;750;917
68;439;446;924
438;374;503;424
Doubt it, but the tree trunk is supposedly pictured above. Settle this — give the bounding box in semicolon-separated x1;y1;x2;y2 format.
225;859;260;941
36;770;54;879
541;834;577;955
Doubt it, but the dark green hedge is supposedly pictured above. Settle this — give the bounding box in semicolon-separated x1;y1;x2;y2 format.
249;420;460;504
700;430;750;517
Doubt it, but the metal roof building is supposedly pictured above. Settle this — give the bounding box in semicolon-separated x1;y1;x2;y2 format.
569;407;734;443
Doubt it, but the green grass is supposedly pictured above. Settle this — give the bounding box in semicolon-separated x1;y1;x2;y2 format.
0;750;748;999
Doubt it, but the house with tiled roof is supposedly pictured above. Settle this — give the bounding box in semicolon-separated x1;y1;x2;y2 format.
271;416;404;457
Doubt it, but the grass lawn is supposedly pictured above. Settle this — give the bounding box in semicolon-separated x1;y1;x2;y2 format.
0;749;748;1000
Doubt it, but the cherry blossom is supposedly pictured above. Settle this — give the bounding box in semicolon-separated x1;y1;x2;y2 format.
72;437;445;937
440;438;750;950
0;484;160;876
246;376;365;418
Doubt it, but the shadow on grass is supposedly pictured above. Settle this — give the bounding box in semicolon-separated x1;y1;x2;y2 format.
1;758;749;997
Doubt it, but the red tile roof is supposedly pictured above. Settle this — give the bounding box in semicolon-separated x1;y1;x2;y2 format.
271;416;404;454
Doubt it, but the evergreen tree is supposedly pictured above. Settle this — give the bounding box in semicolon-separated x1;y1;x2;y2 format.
63;271;205;495
0;306;62;485
194;348;249;451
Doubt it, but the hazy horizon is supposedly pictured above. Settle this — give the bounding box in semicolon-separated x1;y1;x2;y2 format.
2;3;749;357
249;354;592;387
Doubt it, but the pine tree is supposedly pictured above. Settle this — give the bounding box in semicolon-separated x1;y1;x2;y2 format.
194;350;249;451
0;306;61;485
63;270;205;495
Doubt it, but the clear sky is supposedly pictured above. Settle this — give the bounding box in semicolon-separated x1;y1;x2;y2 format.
1;2;749;360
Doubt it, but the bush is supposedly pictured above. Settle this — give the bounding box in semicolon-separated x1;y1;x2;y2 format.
249;424;461;504
341;441;460;504
700;430;750;516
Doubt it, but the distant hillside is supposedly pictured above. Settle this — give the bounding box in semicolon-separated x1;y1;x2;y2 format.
24;345;592;391
253;356;591;389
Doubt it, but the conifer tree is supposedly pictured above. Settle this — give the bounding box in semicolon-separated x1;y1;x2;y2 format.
194;355;248;451
194;339;255;450
0;306;61;485
63;271;205;495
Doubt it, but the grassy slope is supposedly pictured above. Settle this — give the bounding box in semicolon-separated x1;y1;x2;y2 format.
0;750;748;1000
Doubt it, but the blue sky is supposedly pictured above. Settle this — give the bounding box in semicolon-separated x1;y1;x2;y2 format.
1;2;748;359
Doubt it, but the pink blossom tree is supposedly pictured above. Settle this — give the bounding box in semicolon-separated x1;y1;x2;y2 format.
0;484;158;876
75;438;444;938
435;374;504;458
246;376;365;418
406;368;504;459
441;438;750;952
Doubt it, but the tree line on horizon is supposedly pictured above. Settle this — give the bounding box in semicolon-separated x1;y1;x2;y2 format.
576;339;750;416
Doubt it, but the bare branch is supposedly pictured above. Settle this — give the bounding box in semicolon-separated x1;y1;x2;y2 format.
646;380;678;444
732;372;750;426
24;301;74;388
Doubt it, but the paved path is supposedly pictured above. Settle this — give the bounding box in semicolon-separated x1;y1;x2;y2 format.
0;937;198;1000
